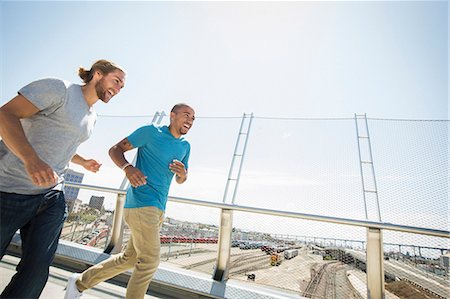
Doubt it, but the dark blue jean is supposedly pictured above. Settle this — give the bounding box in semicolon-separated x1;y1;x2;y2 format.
0;190;67;299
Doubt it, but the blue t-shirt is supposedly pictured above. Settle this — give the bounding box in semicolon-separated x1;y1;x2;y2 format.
125;124;190;211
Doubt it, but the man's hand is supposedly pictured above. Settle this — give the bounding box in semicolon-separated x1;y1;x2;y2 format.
109;138;147;188
81;159;102;173
24;158;59;187
124;166;147;188
71;154;102;173
169;159;187;183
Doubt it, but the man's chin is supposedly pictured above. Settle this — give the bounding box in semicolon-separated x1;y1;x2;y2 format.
100;95;111;103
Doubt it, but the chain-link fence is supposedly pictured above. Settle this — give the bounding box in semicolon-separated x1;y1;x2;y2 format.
59;114;448;298
368;119;448;230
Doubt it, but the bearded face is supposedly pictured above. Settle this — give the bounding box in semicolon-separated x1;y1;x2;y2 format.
95;77;111;103
94;70;126;103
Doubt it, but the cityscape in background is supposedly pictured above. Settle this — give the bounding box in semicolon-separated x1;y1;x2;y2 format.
62;167;449;273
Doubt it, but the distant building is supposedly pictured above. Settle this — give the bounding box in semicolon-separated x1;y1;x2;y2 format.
64;169;84;200
67;198;82;214
89;195;105;211
64;169;84;213
440;253;450;269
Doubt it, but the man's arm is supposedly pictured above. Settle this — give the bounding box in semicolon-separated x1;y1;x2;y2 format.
169;160;188;184
0;95;58;187
71;154;102;173
109;138;147;188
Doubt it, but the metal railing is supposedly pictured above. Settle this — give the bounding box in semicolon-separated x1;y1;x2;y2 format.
64;181;450;299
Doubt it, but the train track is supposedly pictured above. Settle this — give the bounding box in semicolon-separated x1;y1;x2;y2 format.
324;264;337;299
229;251;270;275
182;250;270;275
303;262;342;298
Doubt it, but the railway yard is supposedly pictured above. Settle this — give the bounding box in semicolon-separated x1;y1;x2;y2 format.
60;221;449;299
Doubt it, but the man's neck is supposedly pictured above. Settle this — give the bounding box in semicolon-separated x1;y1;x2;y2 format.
168;125;181;139
81;84;99;107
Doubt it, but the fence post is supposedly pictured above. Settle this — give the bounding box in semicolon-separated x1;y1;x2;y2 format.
104;193;125;254
213;209;233;281
366;228;385;299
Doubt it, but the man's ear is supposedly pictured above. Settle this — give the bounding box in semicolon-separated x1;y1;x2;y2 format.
92;70;103;82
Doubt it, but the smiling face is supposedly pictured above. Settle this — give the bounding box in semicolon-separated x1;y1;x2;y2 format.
169;105;195;138
95;69;126;103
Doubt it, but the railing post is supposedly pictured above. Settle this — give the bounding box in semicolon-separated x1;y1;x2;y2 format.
213;209;233;281
104;193;126;254
366;227;385;299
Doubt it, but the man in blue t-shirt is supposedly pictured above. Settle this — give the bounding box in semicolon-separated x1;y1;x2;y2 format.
65;103;195;299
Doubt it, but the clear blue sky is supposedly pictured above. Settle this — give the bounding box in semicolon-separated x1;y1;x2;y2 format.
1;1;447;119
1;1;448;247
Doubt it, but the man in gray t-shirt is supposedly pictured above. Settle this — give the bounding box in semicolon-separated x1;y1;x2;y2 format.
0;59;126;299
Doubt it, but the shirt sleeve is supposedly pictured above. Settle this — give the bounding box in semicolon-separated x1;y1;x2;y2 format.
127;125;155;148
18;78;66;116
182;142;190;170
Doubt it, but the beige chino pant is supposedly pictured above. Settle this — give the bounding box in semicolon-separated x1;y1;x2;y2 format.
76;206;164;299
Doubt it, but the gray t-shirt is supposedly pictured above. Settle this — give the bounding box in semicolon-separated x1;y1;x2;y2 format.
0;78;97;195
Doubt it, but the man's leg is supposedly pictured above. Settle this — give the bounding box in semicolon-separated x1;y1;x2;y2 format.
76;231;138;291
125;206;164;299
0;192;40;258
1;190;66;299
65;227;138;299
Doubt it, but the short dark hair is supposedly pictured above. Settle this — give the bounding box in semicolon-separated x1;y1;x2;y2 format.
171;103;192;113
